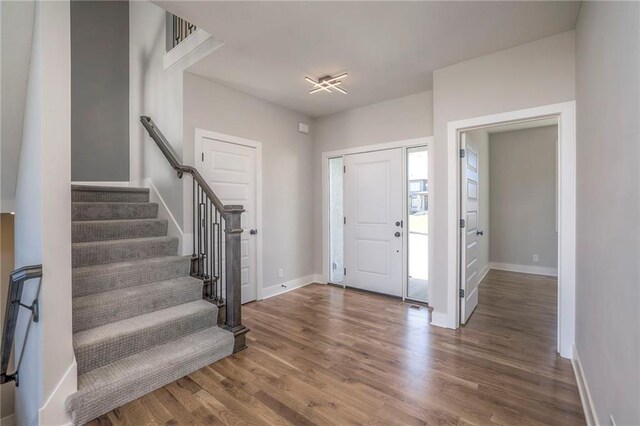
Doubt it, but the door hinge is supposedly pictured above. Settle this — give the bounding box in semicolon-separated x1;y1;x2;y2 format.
344;268;347;276
201;152;204;161
460;219;466;228
460;148;466;159
343;217;346;225
459;289;465;298
343;165;346;173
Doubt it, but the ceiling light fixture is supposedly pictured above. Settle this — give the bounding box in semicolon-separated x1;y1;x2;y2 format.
305;73;348;95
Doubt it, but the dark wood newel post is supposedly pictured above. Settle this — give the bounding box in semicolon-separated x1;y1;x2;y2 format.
223;205;249;353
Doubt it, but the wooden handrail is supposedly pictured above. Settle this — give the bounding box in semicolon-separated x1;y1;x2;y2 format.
1;265;43;385
140;116;248;352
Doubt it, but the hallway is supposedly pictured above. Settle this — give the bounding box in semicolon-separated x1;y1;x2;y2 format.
89;273;584;425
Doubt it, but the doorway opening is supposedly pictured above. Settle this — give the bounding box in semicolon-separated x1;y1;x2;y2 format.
446;101;576;358
459;118;558;325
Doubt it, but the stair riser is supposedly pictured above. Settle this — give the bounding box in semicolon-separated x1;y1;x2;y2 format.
72;203;158;221
75;306;217;375
72;190;150;203
73;279;203;332
72;220;168;243
72;257;191;297
72;238;178;268
69;327;234;426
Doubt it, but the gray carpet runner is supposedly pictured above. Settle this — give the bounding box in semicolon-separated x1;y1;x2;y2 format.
66;185;234;425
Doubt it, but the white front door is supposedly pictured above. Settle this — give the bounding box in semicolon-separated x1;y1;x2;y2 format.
460;134;480;323
344;148;403;297
201;138;257;304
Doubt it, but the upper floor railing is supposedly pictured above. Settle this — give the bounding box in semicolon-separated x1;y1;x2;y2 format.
140;116;248;352
169;14;197;50
1;265;43;385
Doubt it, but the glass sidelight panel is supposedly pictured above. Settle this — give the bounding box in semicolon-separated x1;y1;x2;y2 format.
329;157;344;283
407;146;428;302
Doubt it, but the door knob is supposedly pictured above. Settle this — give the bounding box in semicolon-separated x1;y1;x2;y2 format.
477;230;484;236
250;229;258;235
394;232;401;237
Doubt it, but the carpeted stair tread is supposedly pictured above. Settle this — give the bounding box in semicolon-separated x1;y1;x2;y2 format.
72;236;178;267
73;276;203;332
72;186;150;203
68;326;234;426
74;300;218;375
72;202;158;221
72;218;168;243
72;256;191;297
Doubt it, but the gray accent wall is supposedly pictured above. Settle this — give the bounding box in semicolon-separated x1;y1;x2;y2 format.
71;0;129;181
575;2;640;425
489;126;557;269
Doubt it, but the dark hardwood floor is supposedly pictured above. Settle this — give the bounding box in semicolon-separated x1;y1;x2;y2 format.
88;270;585;425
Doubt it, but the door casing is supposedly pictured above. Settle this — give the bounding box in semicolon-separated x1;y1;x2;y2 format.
446;101;576;359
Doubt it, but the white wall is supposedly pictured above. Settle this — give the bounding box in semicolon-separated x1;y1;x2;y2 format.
430;31;575;324
183;72;315;292
489;126;557;270
312;91;433;274
13;2;75;424
464;129;489;279
129;0;184;226
575;2;640;425
0;0;35;212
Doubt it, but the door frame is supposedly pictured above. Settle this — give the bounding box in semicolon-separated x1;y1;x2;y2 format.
194;128;263;301
446;101;576;358
321;136;432;301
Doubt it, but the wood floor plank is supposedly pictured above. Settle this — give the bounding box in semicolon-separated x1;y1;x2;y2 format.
91;270;585;425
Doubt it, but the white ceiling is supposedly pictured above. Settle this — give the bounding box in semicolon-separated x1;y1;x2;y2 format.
157;1;580;118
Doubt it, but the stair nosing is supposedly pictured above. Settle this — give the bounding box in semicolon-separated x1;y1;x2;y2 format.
72;235;177;248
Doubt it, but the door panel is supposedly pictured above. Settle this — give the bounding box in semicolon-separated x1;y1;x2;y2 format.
344;149;403;297
461;134;480;323
201;138;257;304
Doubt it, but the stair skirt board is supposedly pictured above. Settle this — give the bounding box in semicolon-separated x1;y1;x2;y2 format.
68;185;233;425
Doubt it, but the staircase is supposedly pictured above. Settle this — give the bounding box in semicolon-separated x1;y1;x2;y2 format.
66;185;234;425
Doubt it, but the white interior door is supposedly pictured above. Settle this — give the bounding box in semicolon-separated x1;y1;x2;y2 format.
344;148;403;297
201;138;257;304
460;134;480;323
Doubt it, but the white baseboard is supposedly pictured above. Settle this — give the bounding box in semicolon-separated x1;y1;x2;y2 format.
144;179;187;255
312;274;327;284
71;181;130;187
572;345;598;426
478;264;490;284
1;414;15;426
260;275;315;300
430;311;451;329
489;262;557;277
38;359;76;426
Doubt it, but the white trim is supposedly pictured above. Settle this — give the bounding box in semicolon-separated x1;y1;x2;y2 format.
260;275;315;300
143;178;188;255
1;414;16;426
445;101;576;359
312;274;327;284
321;136;433;288
163;29;223;70
478;264;490;284
70;181;130;187
194;128;263;301
489;262;558;277
572;345;598;426
37;359;76;426
430;311;449;328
